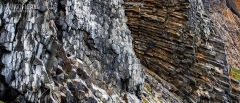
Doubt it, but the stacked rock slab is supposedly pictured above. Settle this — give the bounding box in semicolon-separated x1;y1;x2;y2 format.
124;0;240;102
0;0;144;102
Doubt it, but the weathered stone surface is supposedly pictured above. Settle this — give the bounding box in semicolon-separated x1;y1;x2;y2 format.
0;0;239;102
0;0;144;102
124;0;240;102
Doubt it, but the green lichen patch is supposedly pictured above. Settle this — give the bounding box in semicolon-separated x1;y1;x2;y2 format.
158;97;162;103
231;68;240;81
142;97;148;103
146;85;151;93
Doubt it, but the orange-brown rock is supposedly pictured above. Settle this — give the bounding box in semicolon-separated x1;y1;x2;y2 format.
124;0;240;102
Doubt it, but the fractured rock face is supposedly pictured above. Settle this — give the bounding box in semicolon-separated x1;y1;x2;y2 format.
0;0;144;102
0;0;239;102
124;0;240;102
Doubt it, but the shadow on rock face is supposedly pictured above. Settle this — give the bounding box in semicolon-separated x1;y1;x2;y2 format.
0;75;19;102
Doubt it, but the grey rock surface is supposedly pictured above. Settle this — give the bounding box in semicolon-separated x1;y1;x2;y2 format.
0;0;144;102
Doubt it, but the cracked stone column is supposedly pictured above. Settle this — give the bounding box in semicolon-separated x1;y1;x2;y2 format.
0;0;144;102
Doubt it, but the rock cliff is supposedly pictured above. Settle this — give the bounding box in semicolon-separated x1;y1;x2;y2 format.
0;0;239;103
0;0;143;102
125;0;240;102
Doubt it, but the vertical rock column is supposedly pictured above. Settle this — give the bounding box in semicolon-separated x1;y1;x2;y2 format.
0;0;144;102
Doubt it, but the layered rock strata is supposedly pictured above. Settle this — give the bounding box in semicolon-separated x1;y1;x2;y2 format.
125;0;240;102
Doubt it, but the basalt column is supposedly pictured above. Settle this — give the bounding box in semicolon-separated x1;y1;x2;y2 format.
0;0;144;102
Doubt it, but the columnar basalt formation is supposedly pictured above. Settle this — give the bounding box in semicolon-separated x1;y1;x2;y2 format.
0;0;144;102
125;0;240;102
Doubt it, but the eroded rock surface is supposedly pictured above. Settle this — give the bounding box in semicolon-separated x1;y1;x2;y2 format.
125;0;240;102
0;0;144;102
0;0;239;102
